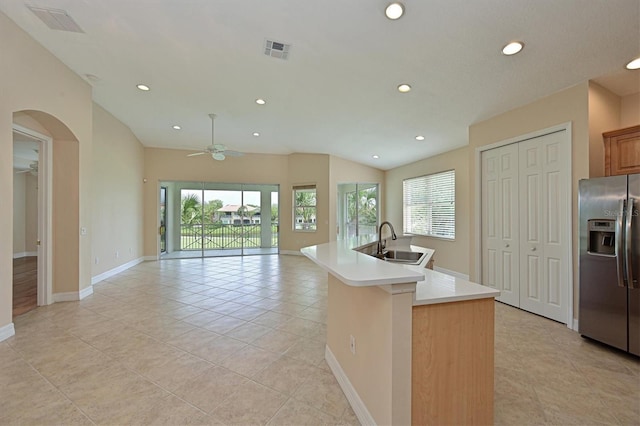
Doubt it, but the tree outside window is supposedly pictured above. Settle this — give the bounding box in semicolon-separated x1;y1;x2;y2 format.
293;185;316;231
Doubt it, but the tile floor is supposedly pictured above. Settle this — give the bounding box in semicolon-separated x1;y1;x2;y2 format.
493;301;639;425
1;254;639;425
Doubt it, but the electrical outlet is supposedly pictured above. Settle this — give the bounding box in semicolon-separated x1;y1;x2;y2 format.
350;335;356;355
115;250;119;258
95;257;99;264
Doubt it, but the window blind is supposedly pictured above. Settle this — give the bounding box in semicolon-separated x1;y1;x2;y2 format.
403;170;455;239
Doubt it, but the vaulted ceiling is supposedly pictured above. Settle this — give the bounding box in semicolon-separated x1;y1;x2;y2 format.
3;0;639;169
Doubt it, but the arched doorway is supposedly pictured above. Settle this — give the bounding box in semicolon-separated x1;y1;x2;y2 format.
11;110;80;317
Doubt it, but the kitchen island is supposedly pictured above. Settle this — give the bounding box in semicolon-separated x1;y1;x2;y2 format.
301;237;499;426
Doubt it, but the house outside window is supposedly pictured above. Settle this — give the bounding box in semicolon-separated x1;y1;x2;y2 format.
216;204;261;225
293;185;317;231
403;170;455;239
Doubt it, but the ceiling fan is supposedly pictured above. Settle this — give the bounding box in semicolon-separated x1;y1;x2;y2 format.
15;161;38;176
187;114;244;161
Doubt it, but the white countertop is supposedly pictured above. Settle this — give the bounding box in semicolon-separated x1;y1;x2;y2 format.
411;268;500;306
300;236;425;288
301;236;499;305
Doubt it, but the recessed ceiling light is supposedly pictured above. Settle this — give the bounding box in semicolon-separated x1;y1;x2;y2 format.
502;41;524;56
136;84;150;91
415;135;425;141
385;2;404;20
172;125;181;130
253;132;260;137
626;56;640;70
397;84;411;93
372;155;380;159
255;98;266;105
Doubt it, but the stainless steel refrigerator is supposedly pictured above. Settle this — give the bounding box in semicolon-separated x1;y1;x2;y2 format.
579;174;639;356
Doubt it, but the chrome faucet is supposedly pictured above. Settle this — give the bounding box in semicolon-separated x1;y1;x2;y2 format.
377;221;397;256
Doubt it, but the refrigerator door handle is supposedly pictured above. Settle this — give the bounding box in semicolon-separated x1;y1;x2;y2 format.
626;198;635;289
616;199;626;288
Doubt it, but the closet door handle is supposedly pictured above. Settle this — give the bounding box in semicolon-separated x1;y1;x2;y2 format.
531;247;536;252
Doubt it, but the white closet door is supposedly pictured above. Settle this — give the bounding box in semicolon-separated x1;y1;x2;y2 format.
518;131;568;322
481;144;519;306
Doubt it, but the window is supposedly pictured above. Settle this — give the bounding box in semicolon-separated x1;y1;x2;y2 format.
403;170;455;239
293;185;317;231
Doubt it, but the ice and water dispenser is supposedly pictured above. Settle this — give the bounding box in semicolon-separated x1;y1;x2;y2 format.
587;220;616;256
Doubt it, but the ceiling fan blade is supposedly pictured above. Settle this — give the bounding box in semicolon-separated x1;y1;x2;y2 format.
15;169;30;174
212;152;226;161
224;150;244;157
187;151;207;157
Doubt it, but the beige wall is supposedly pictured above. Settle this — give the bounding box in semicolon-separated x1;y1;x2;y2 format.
1;11;92;329
143;148;291;256
385;147;470;275
287;153;331;250
92;104;145;276
25;174;38;253
329;155;385;242
621;92;640;127
53;139;80;294
588;82;621;178
12;173;26;255
143;151;384;256
469;82;590;320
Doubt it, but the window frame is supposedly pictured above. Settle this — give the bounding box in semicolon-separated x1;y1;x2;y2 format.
402;170;455;240
293;184;317;232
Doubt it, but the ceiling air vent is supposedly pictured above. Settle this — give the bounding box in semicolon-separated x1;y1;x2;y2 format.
27;6;84;33
264;39;291;60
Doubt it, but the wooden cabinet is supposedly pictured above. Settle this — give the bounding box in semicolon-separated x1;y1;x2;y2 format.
412;298;495;425
604;125;640;176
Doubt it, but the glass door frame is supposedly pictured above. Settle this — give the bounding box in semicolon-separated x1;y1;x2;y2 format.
337;182;379;240
160;180;279;259
160;186;167;253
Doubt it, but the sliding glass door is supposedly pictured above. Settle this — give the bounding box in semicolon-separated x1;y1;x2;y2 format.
160;186;167;253
160;181;279;259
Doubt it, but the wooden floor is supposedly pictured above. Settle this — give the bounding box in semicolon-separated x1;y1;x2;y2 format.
13;256;37;318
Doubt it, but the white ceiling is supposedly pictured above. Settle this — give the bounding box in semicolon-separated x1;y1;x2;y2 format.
2;0;639;170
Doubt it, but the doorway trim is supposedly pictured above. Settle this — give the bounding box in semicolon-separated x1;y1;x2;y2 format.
13;124;53;306
473;121;573;328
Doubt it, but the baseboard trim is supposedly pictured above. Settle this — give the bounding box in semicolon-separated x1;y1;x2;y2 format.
325;345;376;426
0;323;16;342
572;318;579;331
12;251;37;259
91;257;145;285
53;291;80;302
434;266;469;281
280;250;303;256
79;285;93;300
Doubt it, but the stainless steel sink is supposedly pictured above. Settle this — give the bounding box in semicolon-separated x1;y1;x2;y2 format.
383;250;425;264
359;248;426;265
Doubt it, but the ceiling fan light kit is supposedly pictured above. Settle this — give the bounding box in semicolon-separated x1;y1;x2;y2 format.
16;161;39;176
187;114;245;161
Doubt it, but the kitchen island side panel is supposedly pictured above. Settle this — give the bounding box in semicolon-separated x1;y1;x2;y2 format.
326;273;413;426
